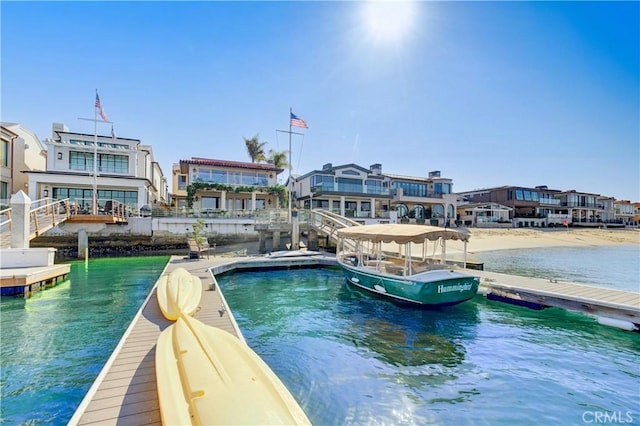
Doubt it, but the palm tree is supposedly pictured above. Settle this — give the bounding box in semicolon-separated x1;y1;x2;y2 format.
244;135;267;163
267;149;288;170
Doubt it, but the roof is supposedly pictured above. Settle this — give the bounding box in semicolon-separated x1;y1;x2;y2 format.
384;173;451;182
337;223;470;244
181;157;282;172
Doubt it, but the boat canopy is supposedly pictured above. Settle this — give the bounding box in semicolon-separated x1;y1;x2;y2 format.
337;224;470;244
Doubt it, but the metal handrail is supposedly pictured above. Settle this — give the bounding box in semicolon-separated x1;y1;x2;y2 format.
29;198;72;238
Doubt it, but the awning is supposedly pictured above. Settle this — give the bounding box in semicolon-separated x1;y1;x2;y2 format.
337;223;470;244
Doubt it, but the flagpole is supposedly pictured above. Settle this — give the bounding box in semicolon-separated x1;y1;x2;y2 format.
288;107;293;223
93;89;98;215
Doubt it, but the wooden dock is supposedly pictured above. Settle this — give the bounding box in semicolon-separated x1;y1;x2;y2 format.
69;252;336;426
469;270;640;328
0;264;70;297
68;255;243;426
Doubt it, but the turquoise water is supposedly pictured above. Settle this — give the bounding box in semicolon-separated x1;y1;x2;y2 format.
473;244;640;292
0;256;168;425
217;254;640;425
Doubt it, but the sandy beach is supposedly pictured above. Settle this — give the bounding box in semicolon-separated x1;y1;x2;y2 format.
446;227;640;254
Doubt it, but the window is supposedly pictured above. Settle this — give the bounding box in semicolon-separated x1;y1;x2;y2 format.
524;191;532;201
178;175;187;191
337;178;363;193
365;179;387;195
201;197;218;209
211;170;227;184
229;172;241;185
342;170;360;176
1;140;8;167
0;181;7;200
99;153;128;173
69;151;128;173
515;190;524;200
394;181;426;197
69;151;94;171
53;187;138;208
312;175;335;191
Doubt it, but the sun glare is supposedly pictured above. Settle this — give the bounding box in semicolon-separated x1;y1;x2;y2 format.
362;1;416;45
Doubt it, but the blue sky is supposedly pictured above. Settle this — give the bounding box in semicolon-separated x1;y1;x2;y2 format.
2;1;638;201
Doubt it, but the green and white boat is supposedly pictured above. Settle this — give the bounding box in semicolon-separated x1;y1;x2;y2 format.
336;224;479;307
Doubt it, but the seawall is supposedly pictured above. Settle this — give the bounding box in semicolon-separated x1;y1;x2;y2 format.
31;217;267;259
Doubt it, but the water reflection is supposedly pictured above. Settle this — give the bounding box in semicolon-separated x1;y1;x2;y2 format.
336;283;478;369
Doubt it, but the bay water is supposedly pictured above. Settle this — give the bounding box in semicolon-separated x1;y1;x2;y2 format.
217;245;640;425
0;256;168;425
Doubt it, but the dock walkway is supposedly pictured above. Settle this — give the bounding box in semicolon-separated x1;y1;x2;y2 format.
69;255;243;426
469;270;640;327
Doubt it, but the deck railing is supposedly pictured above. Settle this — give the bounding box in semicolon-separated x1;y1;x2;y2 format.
29;198;72;239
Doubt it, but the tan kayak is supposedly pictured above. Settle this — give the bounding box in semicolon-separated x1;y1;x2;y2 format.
156;313;311;425
156;267;202;320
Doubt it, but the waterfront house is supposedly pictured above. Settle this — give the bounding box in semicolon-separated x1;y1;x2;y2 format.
614;200;635;226
292;163;459;226
385;169;458;226
456;202;513;227
24;123;168;214
458;185;621;227
459;185;568;227
293;163;392;221
556;190;616;226
171;157;283;215
0;123;47;202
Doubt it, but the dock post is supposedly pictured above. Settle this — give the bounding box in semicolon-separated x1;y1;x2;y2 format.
258;231;267;253
10;190;31;249
307;229;318;250
291;208;300;250
273;231;281;250
78;229;89;259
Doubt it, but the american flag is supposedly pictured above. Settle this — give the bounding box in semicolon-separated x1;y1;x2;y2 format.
290;112;308;128
95;93;108;121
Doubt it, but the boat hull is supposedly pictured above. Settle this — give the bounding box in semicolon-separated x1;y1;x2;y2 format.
340;264;479;307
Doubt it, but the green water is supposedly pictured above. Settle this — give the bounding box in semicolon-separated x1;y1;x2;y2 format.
0;256;169;425
217;267;640;425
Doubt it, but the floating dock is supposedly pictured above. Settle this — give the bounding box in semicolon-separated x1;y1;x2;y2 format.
469;270;640;330
69;252;335;426
0;264;70;297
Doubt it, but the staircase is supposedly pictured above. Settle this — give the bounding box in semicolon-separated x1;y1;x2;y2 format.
0;199;73;249
304;209;361;245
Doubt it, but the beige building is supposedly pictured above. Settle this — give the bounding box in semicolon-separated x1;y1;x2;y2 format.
0;122;47;201
172;157;283;213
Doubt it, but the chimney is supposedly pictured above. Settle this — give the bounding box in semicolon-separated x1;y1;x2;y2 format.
370;163;382;175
